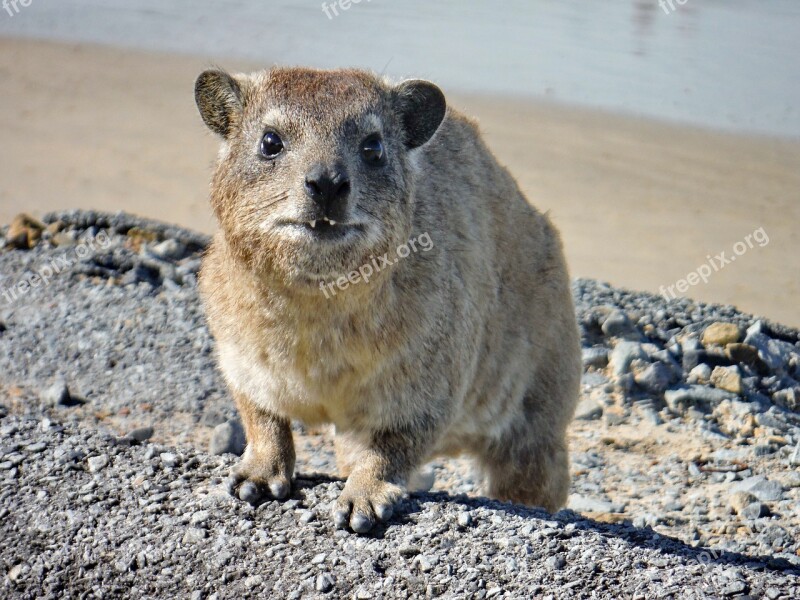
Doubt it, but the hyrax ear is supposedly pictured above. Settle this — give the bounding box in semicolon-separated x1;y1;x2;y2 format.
393;80;447;149
194;69;246;138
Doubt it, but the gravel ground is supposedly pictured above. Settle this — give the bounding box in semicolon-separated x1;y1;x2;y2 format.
1;210;799;598
1;414;798;599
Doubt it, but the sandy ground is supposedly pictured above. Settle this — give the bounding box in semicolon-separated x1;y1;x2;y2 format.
1;37;798;327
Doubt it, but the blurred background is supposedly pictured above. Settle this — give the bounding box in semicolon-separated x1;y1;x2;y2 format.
1;0;798;325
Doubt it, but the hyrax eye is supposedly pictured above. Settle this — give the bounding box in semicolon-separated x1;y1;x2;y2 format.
260;131;284;158
360;135;386;165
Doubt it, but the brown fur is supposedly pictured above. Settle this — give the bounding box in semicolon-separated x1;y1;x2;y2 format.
195;67;581;532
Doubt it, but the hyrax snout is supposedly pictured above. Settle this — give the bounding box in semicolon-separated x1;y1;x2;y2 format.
195;66;581;533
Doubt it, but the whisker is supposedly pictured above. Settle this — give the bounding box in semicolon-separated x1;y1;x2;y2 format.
241;192;290;215
356;204;379;220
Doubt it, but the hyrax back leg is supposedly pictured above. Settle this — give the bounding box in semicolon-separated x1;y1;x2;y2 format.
479;425;571;513
226;392;296;505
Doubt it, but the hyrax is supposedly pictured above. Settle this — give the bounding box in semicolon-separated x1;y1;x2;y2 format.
195;67;580;533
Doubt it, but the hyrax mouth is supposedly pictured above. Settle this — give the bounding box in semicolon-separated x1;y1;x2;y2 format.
295;216;364;241
306;216;337;231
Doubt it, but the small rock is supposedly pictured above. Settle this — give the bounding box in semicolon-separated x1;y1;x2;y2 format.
581;372;609;388
601;310;637;339
609;342;648;377
725;343;768;373
160;452;180;468
243;575;263;587
87;455;109;473
190;510;210;526
148;239;188;261
744;327;796;373
209;420;246;456
702;323;741;347
772;387;799;412
415;555;434;573
457;512;473;528
603;406;627;426
25;441;47;453
114;556;135;573
51;231;78;247
711;366;743;394
546;554;567;570
182;527;207;544
399;545;421;558
573;396;603;421
634;362;674;394
6;213;44;249
126;226;160;250
740;501;770;520
687;364;712;384
664;386;735;413
582;347;609;369
7;563;24;582
729;491;758;514
720;580;747;596
315;573;335;593
789;443;800;467
45;220;64;235
127;426;154;443
732;475;784;502
752;444;777;456
299;510;316;524
40;381;71;407
121;263;162;286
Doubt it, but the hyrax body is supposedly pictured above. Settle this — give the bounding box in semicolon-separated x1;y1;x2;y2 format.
195;67;580;533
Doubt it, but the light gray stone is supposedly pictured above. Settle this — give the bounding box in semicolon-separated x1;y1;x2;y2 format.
664;386;735;412
40;381;71;407
732;475;785;502
609;342;648;377
634;362;674;394
209;420;246;456
574;396;603;421
87;454;109;473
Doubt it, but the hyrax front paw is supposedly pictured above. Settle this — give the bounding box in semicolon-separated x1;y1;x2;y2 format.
333;474;405;533
226;453;293;505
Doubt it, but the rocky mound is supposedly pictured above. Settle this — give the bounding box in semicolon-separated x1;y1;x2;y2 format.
1;210;798;598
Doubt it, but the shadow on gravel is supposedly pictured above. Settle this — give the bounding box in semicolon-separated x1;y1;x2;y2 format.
421;492;799;576
273;473;799;577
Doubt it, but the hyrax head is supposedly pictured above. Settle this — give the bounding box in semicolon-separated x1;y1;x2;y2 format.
195;67;446;287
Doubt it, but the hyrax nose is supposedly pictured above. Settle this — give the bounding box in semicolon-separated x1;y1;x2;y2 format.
304;164;351;216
